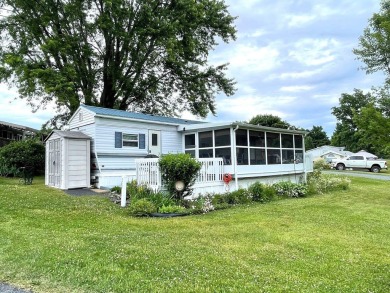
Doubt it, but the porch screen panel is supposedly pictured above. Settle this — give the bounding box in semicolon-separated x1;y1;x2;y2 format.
266;132;280;148
236;147;249;165
235;129;248;146
294;135;303;148
250;148;266;165
249;131;265;147
282;150;294;164
214;129;230;146
281;134;294;148
267;149;281;164
199;131;212;148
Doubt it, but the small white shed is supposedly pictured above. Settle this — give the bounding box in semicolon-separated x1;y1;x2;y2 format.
45;130;91;189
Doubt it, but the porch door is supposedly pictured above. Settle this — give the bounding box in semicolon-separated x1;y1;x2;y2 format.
48;139;61;187
148;130;161;156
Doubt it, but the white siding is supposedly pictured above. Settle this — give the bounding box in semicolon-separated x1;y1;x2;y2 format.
161;130;182;153
66;139;90;189
91;117;182;176
68;107;95;129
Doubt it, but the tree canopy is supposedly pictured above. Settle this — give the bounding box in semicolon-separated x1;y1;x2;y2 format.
305;126;330;151
247;114;292;129
0;0;237;125
353;0;390;82
331;88;390;157
330;89;374;152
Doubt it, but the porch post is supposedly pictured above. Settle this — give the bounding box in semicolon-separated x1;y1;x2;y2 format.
121;176;127;207
232;125;239;190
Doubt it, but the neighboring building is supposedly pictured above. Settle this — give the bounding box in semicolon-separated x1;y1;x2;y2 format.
45;104;313;193
306;145;354;163
0;120;38;147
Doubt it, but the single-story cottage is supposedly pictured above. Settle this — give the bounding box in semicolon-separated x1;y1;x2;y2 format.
306;145;354;163
46;104;313;194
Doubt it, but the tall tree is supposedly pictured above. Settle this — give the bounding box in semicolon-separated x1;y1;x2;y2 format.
248;114;292;129
305;125;330;150
353;104;390;157
330;89;374;152
353;0;390;83
0;0;236;124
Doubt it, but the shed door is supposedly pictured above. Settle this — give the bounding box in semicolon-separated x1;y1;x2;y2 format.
148;130;161;156
48;139;61;187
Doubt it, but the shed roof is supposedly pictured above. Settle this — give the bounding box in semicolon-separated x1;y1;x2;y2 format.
45;130;91;142
80;104;204;125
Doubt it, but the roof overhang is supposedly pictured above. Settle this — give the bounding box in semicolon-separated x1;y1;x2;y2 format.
177;122;308;135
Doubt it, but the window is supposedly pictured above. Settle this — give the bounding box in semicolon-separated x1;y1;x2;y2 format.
185;134;196;149
151;133;158;146
185;134;196;158
123;134;138;147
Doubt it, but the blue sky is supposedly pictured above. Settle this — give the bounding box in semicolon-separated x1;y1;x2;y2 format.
0;0;385;136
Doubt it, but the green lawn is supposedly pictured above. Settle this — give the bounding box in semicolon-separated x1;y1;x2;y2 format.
0;176;389;293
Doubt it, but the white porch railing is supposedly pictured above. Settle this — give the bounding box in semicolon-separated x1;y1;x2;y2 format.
134;158;224;192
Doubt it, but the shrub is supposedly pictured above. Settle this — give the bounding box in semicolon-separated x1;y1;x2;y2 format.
159;153;202;200
0;139;45;176
314;158;331;170
158;205;187;214
126;180;154;200
273;181;307;198
226;188;252;204
147;191;176;209
128;199;157;216
307;170;351;194
247;182;276;203
184;195;215;214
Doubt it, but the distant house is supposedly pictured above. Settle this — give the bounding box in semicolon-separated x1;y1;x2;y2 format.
45;104;313;194
306;145;354;162
0;120;38;147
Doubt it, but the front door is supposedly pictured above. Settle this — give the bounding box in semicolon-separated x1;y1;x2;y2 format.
148;130;161;156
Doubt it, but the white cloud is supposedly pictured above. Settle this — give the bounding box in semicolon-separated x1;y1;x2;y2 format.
267;68;323;80
225;43;282;73
0;84;56;129
215;94;297;122
280;85;314;92
288;38;339;66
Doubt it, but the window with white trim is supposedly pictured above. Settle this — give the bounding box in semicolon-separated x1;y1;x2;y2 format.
123;133;138;147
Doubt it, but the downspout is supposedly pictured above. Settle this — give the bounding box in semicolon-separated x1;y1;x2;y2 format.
303;133;307;183
233;125;239;190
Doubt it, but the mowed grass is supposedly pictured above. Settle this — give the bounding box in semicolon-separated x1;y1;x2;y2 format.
0;176;389;293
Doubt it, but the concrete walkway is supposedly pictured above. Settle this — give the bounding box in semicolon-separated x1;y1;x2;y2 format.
324;170;390;181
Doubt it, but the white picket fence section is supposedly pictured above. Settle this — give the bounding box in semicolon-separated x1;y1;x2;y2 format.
135;158;161;192
134;158;224;192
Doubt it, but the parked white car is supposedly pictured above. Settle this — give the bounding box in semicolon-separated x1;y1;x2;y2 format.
331;155;388;173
